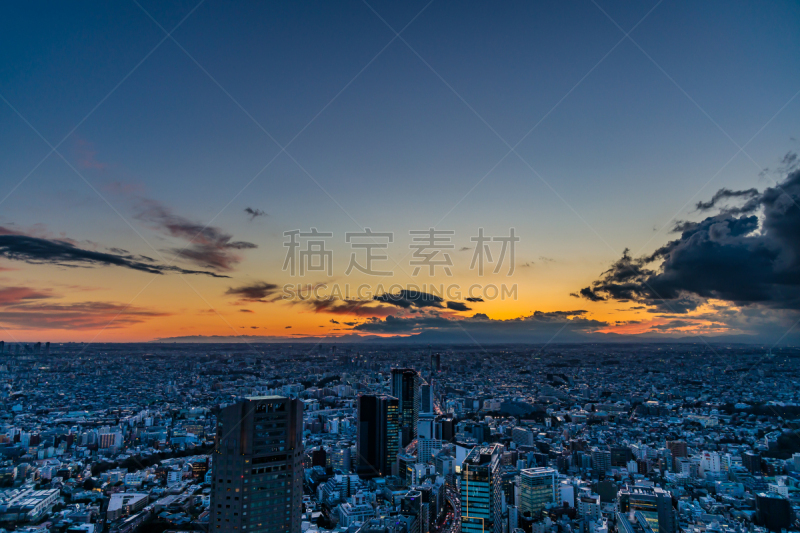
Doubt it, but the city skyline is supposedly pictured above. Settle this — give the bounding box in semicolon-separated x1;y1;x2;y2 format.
2;1;800;343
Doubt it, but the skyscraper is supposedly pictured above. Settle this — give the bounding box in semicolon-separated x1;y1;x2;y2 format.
210;396;304;533
392;368;421;446
519;468;556;517
420;382;434;414
357;394;400;478
460;444;503;533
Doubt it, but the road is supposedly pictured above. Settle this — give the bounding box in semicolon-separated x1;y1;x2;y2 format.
438;485;461;533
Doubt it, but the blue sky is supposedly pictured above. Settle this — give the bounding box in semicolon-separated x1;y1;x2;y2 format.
1;0;799;341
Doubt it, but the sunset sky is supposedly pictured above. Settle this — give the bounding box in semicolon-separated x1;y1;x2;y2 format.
1;0;800;343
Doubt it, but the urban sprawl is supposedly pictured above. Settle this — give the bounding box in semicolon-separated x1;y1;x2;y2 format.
0;342;798;533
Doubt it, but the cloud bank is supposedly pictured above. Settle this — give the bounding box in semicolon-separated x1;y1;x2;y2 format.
577;164;800;313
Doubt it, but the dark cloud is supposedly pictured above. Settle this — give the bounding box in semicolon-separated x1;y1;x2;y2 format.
352;310;606;339
446;301;471;312
695;187;759;211
577;163;800;312
465;297;484;303
670;220;698;234
135;200;256;272
353;315;457;333
0;234;227;277
244;207;267;220
225;282;280;302
285;326;291;329
458;247;471;252
574;287;605;302
330;319;340;324
302;298;395;317
239;309;254;313
649;320;696;331
374;289;444;309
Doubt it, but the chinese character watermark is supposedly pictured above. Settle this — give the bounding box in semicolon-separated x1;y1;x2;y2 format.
409;228;455;276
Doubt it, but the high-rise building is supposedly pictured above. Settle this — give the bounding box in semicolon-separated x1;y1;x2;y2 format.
420;382;434;414
357;394;400;478
755;492;793;531
519;468;556;517
417;437;444;465
665;441;687;458
392;369;421;446
461;444;503;533
743;451;762;474
591;448;611;474
610;446;633;466
417;413;439;440
210;396;304;533
512;427;534;447
618;485;675;533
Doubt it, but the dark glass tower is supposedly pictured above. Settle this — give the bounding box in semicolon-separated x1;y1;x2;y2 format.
357;394;400;478
391;368;420;446
211;396;304;533
461;444;503;533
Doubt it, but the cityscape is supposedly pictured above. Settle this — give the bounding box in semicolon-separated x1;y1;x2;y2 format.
0;342;798;533
2;2;800;533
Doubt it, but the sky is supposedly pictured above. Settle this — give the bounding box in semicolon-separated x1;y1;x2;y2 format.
1;0;800;344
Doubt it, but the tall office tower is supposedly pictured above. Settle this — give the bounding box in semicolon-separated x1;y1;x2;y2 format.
357;394;400;478
665;441;687;458
440;417;455;443
519;468;556;517
392;368;420;446
210;396;304;533
44;342;50;355
591;448;611;474
0;341;3;353
618;486;675;533
461;444;503;533
420;382;434;414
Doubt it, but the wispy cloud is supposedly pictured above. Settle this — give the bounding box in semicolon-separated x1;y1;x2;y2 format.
244;207;267;220
225;282;280;302
135;199;256;272
0;301;169;330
